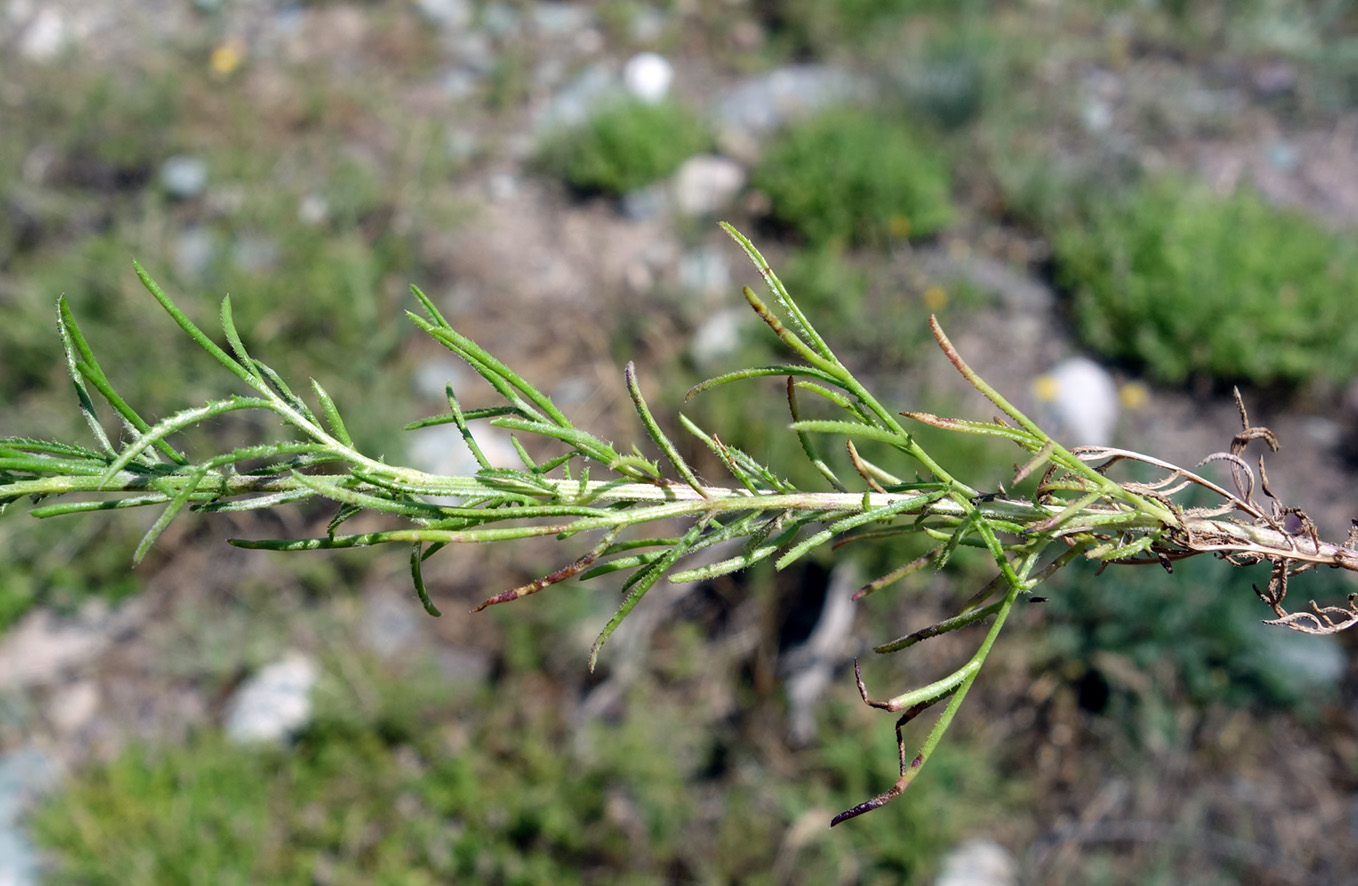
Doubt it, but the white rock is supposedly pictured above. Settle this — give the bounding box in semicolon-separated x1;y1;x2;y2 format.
412;0;471;27
0;610;108;689
688;308;746;368
0;746;57;886
536;64;617;132
173;226;216;282
47;679;100;737
359;594;422;660
224;653;319;744
19;8;66;61
1033;357;1120;447
623;52;673;104
531;3;592;35
677;245;732;299
935;838;1018;886
672;154;746;217
1254;624;1346;693
781;565;858;745
297;193;328;226
159;155;209;200
620;183;670;221
404;419;521;506
712;64;868;162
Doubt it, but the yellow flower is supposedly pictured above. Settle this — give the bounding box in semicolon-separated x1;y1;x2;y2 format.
211;41;243;77
1119;382;1149;411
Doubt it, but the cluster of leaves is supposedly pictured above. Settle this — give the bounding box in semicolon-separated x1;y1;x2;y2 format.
536;99;710;196
5;220;1358;826
1052;178;1358;387
753;108;955;248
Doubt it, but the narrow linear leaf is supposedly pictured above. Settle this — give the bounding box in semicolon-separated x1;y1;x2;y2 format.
133;465;210;564
788;419;915;451
410;315;570;428
590;521;707;671
134;261;260;389
441;385;490;471
685;365;842;401
474;526;622;610
56;299;116;457
219;296;265;382
310;380;353;448
721;221;837;363
410;543;443;616
789;377;846;491
99;397;273;484
627;361;707;497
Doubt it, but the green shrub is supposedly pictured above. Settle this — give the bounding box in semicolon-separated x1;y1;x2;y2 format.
538;99;709;196
773;0;972;51
1044;553;1343;712
753;109;955;247
1052;177;1358;386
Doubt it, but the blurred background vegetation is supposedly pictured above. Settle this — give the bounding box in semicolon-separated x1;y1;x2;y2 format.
3;0;1358;883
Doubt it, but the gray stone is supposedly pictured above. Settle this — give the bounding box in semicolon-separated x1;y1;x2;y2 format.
672;155;746;217
405;421;519;478
47;679;100;737
159;155;209;200
0;828;40;886
231;235;279;274
173;226;216;282
1254;624;1346;694
620;183;670;222
19;8;67;62
0;745;58;886
359;594;423;660
711;65;869;161
0;609;109;690
297;193;328;226
780;565;858;745
485;171;520;202
441;67;481;102
479;3;518;37
688;308;746;368
935;838;1017;886
0;746;58;826
224;653;319;744
412;357;472;402
536;64;618;133
529;3;592;36
676;245;732;299
412;0;472;28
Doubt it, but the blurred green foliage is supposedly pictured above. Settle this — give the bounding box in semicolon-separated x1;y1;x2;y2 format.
777;248;990;367
30;597;1022;884
1043;554;1341;713
753;109;955;248
772;0;983;54
1052;177;1358;386
537;99;710;196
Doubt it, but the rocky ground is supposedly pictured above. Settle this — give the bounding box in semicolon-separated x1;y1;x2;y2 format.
4;1;1358;883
